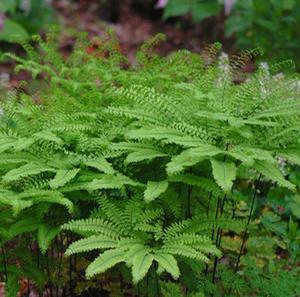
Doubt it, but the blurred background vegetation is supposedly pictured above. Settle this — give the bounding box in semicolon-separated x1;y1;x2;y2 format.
0;0;299;68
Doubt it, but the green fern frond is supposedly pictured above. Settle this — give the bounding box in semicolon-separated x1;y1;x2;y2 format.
2;163;56;182
37;224;60;255
65;235;118;256
84;157;115;174
87;174;144;191
166;145;222;175
85;249;126;279
125;149;167;164
160;245;210;263
62;218;121;237
153;253;180;280
49;168;80;189
131;253;154;284
253;160;295;190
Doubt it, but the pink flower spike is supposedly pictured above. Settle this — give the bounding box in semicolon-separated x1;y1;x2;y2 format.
155;0;168;9
224;0;235;15
0;13;5;31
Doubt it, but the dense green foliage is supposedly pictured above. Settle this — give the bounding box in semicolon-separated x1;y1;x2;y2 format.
0;31;299;296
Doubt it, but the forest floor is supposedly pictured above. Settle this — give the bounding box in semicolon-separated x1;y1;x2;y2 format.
1;0;241;91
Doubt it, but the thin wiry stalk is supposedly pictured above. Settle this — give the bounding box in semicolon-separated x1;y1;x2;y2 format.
186;185;193;219
1;246;8;282
212;194;227;283
153;262;159;297
69;234;74;296
211;144;232;282
205;195;220;276
234;174;262;273
206;192;212;218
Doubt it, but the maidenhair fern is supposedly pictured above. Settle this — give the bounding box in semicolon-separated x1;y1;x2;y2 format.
0;30;299;296
62;197;220;283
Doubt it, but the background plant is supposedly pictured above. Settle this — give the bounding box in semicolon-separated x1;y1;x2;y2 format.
160;0;300;69
225;0;300;69
0;0;55;43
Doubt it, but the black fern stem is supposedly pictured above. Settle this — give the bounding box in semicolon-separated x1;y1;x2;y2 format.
46;251;50;296
69;234;74;297
215;193;228;249
211;197;221;240
137;283;141;296
205;196;221;276
1;246;7;282
212;194;227;283
50;243;55;297
234;174;262;273
146;272;149;297
211;145;231;281
26;235;32;296
36;245;41;297
186;185;193;219
46;250;54;297
54;236;60;297
153;262;160;297
57;234;64;279
206;192;212;218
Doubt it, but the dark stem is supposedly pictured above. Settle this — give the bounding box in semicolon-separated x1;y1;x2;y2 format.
57;234;64;278
186;185;192;219
231;199;236;219
46;251;50;297
54;236;60;297
153;262;159;297
205;195;221;275
212;194;227;283
137;283;141;296
26;235;33;295
1;246;8;282
211;197;221;241
234;174;262;273
206;192;212;218
146;272;149;297
208;145;230;278
69;234;74;297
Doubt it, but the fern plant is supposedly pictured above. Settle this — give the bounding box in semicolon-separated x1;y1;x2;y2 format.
0;31;299;296
62;197;221;283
